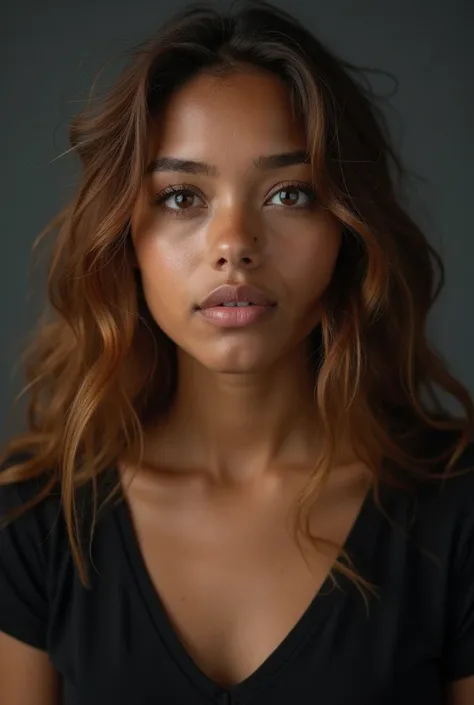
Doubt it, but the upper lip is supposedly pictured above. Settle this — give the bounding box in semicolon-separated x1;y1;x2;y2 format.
196;284;277;309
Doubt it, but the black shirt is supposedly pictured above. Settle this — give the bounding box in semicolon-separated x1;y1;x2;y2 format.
1;433;474;705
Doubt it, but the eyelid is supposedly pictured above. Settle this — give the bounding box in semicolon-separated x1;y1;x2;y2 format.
154;180;315;200
265;180;316;201
153;183;204;203
152;180;317;213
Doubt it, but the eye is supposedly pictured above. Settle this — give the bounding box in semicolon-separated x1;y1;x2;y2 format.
266;183;317;208
152;181;318;217
153;185;205;213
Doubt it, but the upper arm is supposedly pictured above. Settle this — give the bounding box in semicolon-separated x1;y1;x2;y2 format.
447;675;474;705
0;630;61;705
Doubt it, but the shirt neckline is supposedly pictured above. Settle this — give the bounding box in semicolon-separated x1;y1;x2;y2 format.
113;464;375;702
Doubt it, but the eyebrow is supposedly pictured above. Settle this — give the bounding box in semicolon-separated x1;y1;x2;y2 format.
144;149;310;177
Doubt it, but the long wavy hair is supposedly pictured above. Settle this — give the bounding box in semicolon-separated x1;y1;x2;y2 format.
1;0;473;595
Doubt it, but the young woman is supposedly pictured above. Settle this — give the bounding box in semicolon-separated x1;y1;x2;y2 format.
1;1;473;703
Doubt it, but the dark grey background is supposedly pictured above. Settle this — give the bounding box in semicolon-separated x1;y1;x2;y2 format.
1;0;473;443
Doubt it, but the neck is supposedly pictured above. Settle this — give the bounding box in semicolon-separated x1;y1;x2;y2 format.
138;340;333;486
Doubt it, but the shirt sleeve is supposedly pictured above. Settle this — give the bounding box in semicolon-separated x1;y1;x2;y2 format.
0;457;49;650
441;446;474;682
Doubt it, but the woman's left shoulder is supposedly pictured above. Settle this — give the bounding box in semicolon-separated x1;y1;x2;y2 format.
421;430;474;512
405;429;474;547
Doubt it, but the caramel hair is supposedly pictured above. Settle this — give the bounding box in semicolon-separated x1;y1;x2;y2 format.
1;0;473;596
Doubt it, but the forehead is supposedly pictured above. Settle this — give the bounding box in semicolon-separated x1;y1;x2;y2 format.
146;69;307;168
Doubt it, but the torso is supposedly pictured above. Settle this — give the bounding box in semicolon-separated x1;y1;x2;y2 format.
117;457;372;688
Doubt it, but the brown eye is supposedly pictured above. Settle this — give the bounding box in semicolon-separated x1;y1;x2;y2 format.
175;192;198;209
153;186;205;212
266;183;317;208
278;188;300;206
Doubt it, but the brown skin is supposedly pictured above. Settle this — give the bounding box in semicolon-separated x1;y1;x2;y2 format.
121;67;374;686
129;67;346;483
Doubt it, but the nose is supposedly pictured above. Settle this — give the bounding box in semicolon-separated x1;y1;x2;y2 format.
206;212;263;272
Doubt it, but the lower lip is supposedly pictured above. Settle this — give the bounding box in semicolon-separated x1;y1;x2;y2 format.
197;305;276;327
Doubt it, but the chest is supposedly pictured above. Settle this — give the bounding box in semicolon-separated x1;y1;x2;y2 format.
122;473;367;688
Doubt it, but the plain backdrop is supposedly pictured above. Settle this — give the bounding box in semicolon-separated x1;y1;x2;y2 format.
1;0;473;443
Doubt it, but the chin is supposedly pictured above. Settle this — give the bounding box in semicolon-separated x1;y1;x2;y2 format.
196;342;279;374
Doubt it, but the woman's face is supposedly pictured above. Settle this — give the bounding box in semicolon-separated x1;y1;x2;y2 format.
131;67;343;373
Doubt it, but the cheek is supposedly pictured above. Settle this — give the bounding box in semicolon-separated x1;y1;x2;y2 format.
132;199;195;280
278;227;342;304
134;236;194;328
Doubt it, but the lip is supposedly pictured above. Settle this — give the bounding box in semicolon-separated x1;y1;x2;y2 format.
197;304;276;328
196;284;277;310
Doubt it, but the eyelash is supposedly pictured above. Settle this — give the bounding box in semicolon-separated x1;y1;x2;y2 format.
152;181;318;218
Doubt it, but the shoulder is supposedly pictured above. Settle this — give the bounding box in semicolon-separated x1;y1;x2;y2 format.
0;453;67;599
381;429;474;566
412;429;474;523
0;452;62;535
1;453;119;567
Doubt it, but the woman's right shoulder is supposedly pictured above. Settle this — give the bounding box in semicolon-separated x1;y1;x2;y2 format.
0;452;63;539
1;451;119;552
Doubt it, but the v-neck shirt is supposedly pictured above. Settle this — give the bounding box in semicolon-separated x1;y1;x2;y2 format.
1;432;474;705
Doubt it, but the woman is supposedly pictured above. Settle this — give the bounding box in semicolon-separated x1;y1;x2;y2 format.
0;1;473;703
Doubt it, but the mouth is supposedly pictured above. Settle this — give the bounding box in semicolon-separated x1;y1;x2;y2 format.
196;283;277;310
196;302;277;328
195;302;271;309
194;283;277;328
